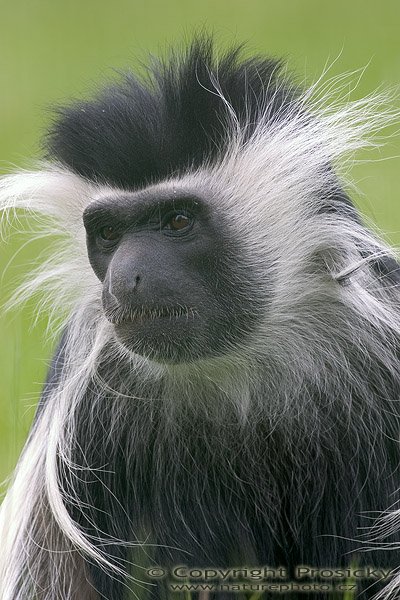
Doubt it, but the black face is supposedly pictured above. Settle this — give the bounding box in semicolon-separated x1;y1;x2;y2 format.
83;187;261;363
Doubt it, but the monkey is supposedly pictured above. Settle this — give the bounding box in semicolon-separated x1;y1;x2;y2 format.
0;36;400;600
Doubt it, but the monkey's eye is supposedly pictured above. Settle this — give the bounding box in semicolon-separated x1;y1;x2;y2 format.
99;225;120;241
163;211;193;233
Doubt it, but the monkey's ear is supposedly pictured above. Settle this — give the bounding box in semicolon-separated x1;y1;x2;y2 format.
370;254;400;287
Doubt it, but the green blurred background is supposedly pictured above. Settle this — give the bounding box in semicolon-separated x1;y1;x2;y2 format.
0;0;399;485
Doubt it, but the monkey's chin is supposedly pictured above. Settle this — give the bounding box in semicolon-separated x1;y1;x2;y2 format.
113;316;211;364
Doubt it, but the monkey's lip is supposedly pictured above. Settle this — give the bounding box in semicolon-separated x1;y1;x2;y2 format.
105;305;197;325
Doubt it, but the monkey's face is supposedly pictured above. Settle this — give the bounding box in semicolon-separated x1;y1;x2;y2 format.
83;184;260;364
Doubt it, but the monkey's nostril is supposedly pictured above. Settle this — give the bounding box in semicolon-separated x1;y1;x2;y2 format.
134;275;141;287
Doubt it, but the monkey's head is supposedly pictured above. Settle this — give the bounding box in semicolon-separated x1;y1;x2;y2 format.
45;38;392;367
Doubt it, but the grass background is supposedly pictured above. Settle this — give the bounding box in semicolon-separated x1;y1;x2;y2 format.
0;0;399;486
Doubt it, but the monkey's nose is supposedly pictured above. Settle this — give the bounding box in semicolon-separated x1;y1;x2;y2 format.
106;269;142;305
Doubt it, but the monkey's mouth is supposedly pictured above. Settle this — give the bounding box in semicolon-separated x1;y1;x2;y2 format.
104;302;203;362
104;305;197;325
